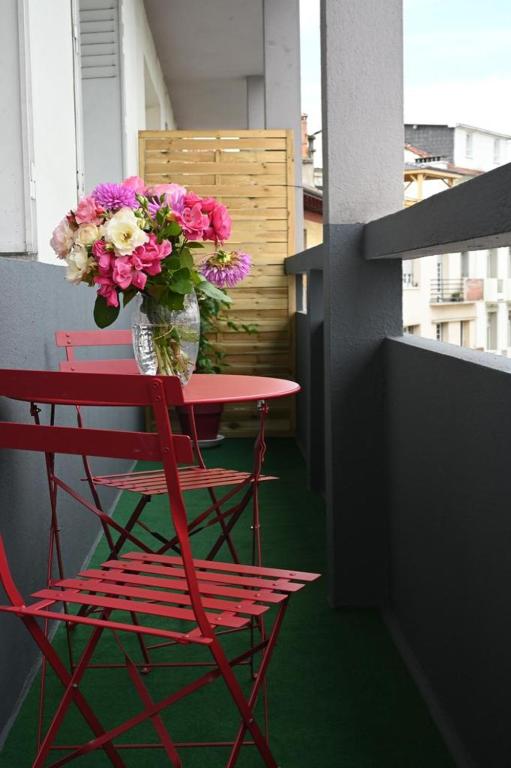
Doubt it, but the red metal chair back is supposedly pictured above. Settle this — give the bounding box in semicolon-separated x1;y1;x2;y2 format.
55;329;137;373
0;369;215;635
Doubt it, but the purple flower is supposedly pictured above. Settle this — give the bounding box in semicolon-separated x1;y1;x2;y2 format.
92;183;138;211
200;250;251;288
147;183;187;218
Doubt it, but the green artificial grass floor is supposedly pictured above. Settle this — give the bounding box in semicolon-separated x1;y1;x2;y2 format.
0;439;455;767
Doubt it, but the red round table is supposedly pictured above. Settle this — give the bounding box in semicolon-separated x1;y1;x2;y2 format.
182;373;299;405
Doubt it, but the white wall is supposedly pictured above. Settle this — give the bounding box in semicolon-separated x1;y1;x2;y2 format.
0;1;30;253
120;0;175;176
453;126;511;172
29;0;79;264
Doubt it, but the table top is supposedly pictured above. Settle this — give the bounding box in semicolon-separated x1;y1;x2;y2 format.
182;373;299;405
59;359;299;404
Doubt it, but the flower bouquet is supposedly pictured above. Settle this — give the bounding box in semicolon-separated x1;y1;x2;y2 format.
50;176;251;381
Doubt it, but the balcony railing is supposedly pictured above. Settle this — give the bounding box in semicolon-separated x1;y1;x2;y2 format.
430;278;464;303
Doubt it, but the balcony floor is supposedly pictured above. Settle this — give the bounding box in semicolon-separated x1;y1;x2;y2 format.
0;439;455;767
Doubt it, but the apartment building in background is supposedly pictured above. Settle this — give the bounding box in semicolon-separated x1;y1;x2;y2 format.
403;124;511;355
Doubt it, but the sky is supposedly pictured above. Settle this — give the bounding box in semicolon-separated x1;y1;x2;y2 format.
300;0;511;163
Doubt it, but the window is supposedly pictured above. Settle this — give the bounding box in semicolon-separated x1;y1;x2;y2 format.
487;311;498;350
494;138;501;164
404;325;419;335
508;310;511;348
465;132;473;158
435;322;447;342
488;249;498;278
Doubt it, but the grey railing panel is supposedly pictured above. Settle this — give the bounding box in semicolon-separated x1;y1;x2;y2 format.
385;334;511;766
365;161;511;260
285;244;324;274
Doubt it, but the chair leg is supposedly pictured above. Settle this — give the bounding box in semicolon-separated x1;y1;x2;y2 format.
225;601;288;767
209;624;284;768
21;614;125;768
123;650;182;767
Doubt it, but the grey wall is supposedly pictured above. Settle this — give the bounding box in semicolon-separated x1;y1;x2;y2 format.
405;124;455;162
0;258;142;742
386;335;511;768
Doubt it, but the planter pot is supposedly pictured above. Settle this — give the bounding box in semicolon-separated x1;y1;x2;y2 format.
178;402;224;443
131;292;200;383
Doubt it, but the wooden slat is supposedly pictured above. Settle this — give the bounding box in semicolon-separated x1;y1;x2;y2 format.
144;139;287;151
139;129;296;436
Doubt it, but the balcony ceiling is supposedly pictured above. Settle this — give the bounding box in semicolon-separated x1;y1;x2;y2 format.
144;0;264;83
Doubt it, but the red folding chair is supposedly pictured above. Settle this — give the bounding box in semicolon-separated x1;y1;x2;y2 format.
0;369;319;766
54;330;276;565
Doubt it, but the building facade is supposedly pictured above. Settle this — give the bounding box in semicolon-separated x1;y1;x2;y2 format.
403;126;511;356
405;122;511;172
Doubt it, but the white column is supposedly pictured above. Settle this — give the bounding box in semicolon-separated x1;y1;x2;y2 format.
263;0;303;251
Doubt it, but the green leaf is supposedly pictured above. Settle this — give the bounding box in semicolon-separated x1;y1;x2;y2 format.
180;250;194;270
162;291;185;310
187;241;205;249
170;268;193;294
166;220;182;237
94;295;120;328
196;280;232;304
122;288;137;307
166;255;182;271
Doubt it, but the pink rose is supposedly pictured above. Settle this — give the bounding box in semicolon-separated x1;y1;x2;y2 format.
92;240;113;274
183;191;202;207
112;256;134;290
122;176;147;195
179;203;209;241
95;277;119;307
208;203;231;243
201;197;217;213
75;195;103;225
132;234;171;276
131;269;147;290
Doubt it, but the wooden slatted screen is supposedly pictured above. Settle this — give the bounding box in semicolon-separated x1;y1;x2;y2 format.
139;130;296;436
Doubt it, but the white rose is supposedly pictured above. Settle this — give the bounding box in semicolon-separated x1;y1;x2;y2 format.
103;207;148;256
65;244;93;284
75;223;99;247
50;217;75;259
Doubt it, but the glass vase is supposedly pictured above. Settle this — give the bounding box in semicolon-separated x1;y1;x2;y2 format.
131;292;200;383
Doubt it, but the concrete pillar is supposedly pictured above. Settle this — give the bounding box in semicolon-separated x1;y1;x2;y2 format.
321;0;403;605
263;0;303;251
246;75;265;129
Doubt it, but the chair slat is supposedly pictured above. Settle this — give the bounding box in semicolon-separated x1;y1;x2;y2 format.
56;578;268;617
0;422;193;464
32;589;249;628
0;369;185;407
55;330;133;348
59;359;139;374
